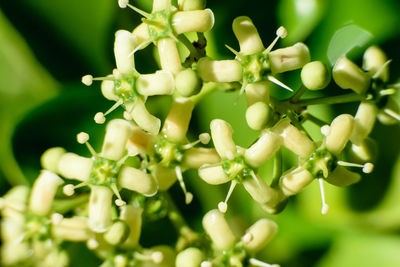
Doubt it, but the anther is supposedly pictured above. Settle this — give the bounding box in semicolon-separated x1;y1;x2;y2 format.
118;0;129;8
337;161;374;174
82;75;93;86
94;112;106;124
63;184;75;196
51;213;64;225
264;26;287;54
318;178;329;215
151;251;164;264
87;238;99;250
111;184;126;206
218;180;237;213
199;133;211;144
76;132;97;156
175;166;193;204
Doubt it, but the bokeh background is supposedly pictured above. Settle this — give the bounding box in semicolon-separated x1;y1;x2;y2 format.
1;0;400;266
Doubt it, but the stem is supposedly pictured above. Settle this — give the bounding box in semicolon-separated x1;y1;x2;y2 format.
303;112;328;127
177;34;200;59
189;82;240;104
53;194;89;214
290;85;308;102
293;93;362;107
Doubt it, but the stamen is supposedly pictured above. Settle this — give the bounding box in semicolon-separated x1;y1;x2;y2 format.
225;44;242;60
337;161;374;173
175;166;193;204
372;59;391;80
95;100;124;124
318;178;329;215
218;180;237;213
111;184;126;206
320;125;330;136
118;0;129;8
63;181;89;196
76;132;97;156
82;75;93;86
201;261;213;267
249;258;280;267
134;251;164;264
383;108;400;122
264;26;287;54
379;88;396;96
51;213;64;225
267;75;293;92
126;4;151;18
87;238;99;250
128;40;152;58
182;133;211;150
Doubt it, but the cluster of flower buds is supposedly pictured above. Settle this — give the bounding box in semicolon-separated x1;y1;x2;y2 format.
2;0;400;266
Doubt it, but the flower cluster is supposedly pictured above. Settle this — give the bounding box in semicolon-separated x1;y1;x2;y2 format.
1;0;400;266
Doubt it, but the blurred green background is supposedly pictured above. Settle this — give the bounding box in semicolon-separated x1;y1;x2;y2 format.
1;0;400;266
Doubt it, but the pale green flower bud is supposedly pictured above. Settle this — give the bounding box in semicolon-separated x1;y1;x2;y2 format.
269;43;310;74
377;97;400;125
104;220;130;245
1;186;28;220
132;23;151;48
349;138;377;163
120;205;143;248
244;131;281;168
29;170;64;216
280;167;314;196
245;102;274;131
183;148;220;169
152;165;177;191
52;217;91;242
242;175;279;204
178;0;206;10
325;166;361;187
197;58;242;82
126;98;161;135
88;186;113;233
41;147;66;173
162;98;194;143
325;114;354;155
58;153;92;181
245;81;270;106
114;30;137;76
1;219;24;243
172;9;214;34
202;209;236;250
363;46;388;82
102;119;133;161
175;68;202;97
332;56;370;94
176;247;205;267
232;16;264;55
118;166;158;196
210;119;237;159
101;78;118;101
42;249;69;267
1;242;30;265
243;219;277;253
198;165;230;185
272;119;314;159
137;70;175;96
350;102;377;145
301;61;331;90
157;38;182;74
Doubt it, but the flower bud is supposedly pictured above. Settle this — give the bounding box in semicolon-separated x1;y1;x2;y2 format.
137;70;175;96
172;9;214;34
280;167;314;196
118;166;158;196
151;165;178;191
120;205;143;248
245;81;270;106
178;0;206;10
162;98;194;143
325;166;361;187
114;30;137;76
41;147;66;173
349;138;377;163
202;209;236;250
132;23;150;47
269;43;310;74
175;68;202;97
350;102;377;145
58;153;92;181
325;114;354;155
242;175;279;204
363;46;388;82
232;16;264;55
183;148;220;169
1;242;30;265
52;217;91;242
210;119;237;159
29;170;63;216
157;38;182;74
126;99;161;135
197;58;242;82
176;247;205;267
246;102;274;131
301;61;331;90
101;78;118;101
243;219;277;253
198;165;230;185
127;126;154;155
152;0;170;12
1;186;29;220
332;56;370;94
102;119;133;161
245;131;281;168
104;220;130;245
1;218;24;243
88;186;113;233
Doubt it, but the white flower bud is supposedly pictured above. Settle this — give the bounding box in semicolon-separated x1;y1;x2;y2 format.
40;147;66;173
232;16;264;55
120;205;143;248
137;70;175;96
58;153;92;181
114;30;137;76
198;165;230;185
157;38;182;74
118;166;158;196
29;170;63;216
269;43;310;74
151;165;178;191
175;68;202;97
172;9;214;34
245;81;270;106
210;119;237;159
242;175;279;204
325;166;361;187
350;102;377;145
183;148;220;169
243;219;277;253
325;114;354;155
280;167;314;196
245;131;281;168
104;220;130;245
162;98;194;143
101;119;133;161
176;247;205;267
132;23;151;48
363;46;388;82
197;58;242;82
52;217;91;241
301;61;331;90
246;102;274;131
126;99;161;135
202;209;236;250
101;79;118;101
88;186;113;233
178;0;206;10
332;56;370;95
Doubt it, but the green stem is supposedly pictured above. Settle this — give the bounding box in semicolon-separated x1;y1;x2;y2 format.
52;195;89;214
303;112;328;127
290;85;308;102
293;93;362;107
